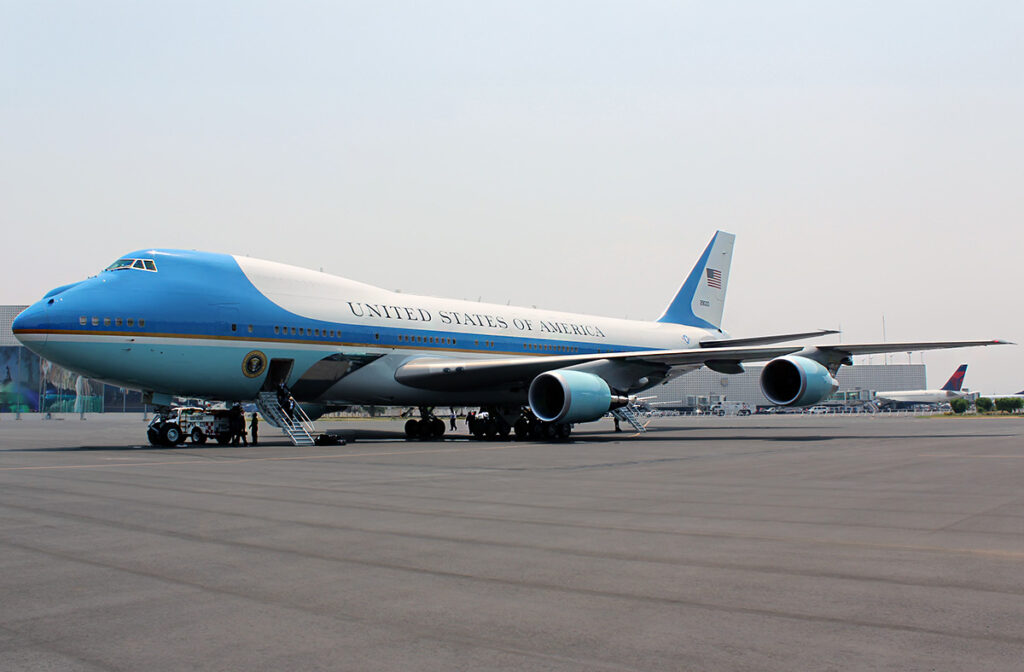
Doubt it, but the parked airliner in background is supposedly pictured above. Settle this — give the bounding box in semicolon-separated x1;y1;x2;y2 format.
977;389;1024;400
875;364;969;406
12;231;1010;443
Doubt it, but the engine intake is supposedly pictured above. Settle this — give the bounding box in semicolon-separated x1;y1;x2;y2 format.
529;370;625;424
760;355;839;406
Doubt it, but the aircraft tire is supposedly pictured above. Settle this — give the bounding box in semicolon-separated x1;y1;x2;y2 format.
191;428;206;444
555;423;571;440
432;418;446;438
513;419;529;441
405;419;420;439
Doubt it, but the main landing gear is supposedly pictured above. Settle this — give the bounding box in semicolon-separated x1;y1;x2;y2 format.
404;407;446;440
470;407;572;442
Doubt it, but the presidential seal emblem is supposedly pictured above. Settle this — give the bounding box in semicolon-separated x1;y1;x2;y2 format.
242;350;267;378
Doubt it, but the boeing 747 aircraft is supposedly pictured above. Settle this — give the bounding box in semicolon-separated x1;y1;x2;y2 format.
12;232;1009;444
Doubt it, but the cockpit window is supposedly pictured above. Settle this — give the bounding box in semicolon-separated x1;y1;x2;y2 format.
105;259;134;271
104;258;158;273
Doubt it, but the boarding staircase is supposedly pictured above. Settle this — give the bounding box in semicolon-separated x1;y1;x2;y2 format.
256;391;316;446
612;403;648;433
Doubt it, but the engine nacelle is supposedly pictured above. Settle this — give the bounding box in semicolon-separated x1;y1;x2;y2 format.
529;370;623;424
760;355;839;407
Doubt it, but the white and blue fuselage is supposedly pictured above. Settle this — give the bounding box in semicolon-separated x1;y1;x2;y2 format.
13;250;715;407
18;233;1003;427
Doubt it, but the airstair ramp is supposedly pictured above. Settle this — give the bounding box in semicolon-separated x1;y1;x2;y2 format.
256;391;316;446
612;404;648;433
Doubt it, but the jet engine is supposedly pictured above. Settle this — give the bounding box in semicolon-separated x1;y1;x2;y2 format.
528;370;628;424
760;355;839;407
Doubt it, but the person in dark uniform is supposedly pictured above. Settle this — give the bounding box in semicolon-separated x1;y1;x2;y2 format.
231;405;248;445
449;407;457;431
250;412;259;445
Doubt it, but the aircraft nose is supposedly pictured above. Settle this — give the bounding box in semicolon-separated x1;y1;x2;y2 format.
12;301;50;347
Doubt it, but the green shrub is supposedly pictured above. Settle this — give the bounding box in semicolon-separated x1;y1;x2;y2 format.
950;398;969;414
994;397;1024;413
975;397;994;413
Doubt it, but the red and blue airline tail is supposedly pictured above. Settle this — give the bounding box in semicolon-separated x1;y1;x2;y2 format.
941;364;968;391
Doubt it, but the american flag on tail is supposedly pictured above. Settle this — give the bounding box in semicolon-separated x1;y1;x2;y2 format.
706;268;722;289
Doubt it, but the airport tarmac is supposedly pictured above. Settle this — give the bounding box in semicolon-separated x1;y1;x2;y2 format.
0;414;1022;671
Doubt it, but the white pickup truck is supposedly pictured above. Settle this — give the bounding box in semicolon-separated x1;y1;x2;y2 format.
709;401;752;417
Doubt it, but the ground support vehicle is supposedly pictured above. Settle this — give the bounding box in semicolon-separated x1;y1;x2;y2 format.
147;407;233;446
709;401;752;416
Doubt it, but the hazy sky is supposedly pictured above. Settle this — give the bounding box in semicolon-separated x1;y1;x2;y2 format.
3;2;1022;391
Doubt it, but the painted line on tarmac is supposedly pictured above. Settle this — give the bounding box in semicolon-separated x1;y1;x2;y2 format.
920;453;1024;459
0;443;520;472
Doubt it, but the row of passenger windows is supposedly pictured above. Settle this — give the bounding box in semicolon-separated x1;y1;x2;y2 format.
78;316;589;353
268;325;342;338
399;334;457;346
525;343;577;353
80;316;146;328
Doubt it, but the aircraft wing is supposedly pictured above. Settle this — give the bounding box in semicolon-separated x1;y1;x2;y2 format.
812;340;1011;356
393;339;1011;392
699;329;839;348
394;345;804;391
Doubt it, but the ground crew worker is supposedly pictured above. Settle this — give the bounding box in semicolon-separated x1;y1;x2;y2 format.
231;405;248;446
250;412;259;445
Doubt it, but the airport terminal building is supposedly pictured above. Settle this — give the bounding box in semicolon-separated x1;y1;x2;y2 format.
2;304;925;413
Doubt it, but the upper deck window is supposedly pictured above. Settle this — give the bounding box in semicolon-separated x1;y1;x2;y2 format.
104;258;158;273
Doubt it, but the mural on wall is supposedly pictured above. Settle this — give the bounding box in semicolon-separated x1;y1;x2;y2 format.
0;346;40;413
39;359;105;413
2;346;146;414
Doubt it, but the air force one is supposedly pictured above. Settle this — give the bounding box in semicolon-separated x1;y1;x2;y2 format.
12;231;1010;443
874;364;969;406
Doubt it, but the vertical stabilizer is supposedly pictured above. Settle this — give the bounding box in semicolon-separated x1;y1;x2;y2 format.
941;364;968;391
657;231;735;329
